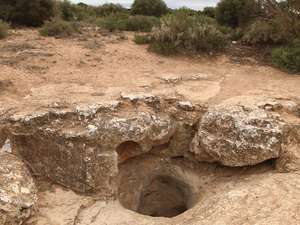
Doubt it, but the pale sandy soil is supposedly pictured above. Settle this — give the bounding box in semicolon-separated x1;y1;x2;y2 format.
0;28;299;114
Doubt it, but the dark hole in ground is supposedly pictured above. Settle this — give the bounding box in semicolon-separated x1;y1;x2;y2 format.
137;176;189;218
117;142;192;218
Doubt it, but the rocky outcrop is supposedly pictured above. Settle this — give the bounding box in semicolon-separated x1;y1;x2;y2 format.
0;152;37;225
190;104;284;166
5;96;203;196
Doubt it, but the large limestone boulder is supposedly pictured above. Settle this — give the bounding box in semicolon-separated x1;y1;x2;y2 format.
0;152;37;225
190;104;284;166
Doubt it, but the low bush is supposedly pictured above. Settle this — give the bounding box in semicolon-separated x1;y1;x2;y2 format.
131;0;168;17
149;41;177;55
149;11;227;55
125;15;160;32
171;7;199;16
216;0;261;28
99;14;159;32
134;34;152;44
39;19;80;37
58;0;77;21
242;20;293;45
202;7;216;18
271;40;300;73
95;3;126;17
98;13;129;32
0;0;54;27
56;0;97;22
0;21;9;39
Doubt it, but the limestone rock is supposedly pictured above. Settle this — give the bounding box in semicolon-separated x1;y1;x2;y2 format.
0;152;37;225
276;124;300;172
9;105;179;194
190;104;284;166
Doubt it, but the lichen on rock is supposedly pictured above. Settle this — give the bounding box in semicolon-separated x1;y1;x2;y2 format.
190;104;284;166
0;152;37;225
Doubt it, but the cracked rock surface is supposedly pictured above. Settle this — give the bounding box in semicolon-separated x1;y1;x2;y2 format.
190;104;284;166
0;95;299;225
0;152;37;225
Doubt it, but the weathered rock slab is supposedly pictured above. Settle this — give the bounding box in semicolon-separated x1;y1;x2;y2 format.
190;104;284;166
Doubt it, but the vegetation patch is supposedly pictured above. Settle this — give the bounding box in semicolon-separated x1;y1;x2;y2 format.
215;0;260;28
242;19;294;45
271;40;300;74
134;34;152;45
39;19;80;38
99;14;159;32
95;3;127;17
0;0;54;27
149;11;227;55
56;0;97;22
131;0;168;17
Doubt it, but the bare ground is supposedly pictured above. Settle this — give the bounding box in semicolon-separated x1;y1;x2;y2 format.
0;28;299;114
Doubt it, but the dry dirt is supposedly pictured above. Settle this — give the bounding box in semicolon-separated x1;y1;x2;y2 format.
1;28;300;225
0;28;299;113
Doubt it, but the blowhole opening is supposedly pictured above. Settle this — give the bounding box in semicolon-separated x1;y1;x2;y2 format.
137;175;189;218
118;170;191;218
117;142;194;218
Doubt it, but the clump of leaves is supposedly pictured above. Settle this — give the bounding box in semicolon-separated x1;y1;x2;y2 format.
39;19;80;38
271;39;300;74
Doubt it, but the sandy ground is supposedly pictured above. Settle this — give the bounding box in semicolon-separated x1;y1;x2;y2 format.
0;28;299;114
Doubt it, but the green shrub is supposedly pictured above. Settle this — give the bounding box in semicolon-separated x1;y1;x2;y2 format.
39;19;79;37
125;15;160;32
0;21;9;39
171;7;199;16
74;4;97;22
98;13;129;32
99;14;159;32
230;28;243;41
271;40;300;73
134;34;152;44
59;0;76;21
0;0;54;27
56;0;97;22
131;0;168;17
150;11;227;55
242;20;293;45
216;0;260;28
202;7;216;18
53;0;96;22
149;41;176;55
95;3;126;17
